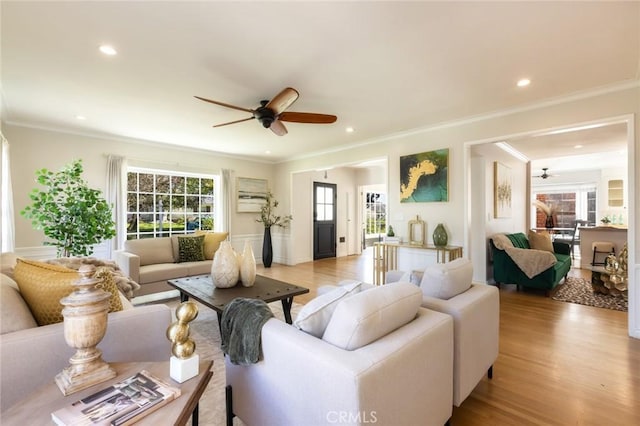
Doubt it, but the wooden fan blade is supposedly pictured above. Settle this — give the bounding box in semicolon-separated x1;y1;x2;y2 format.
266;87;299;115
213;117;255;128
194;96;254;113
269;119;288;136
279;111;337;124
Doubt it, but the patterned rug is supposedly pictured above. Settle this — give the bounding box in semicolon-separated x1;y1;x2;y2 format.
162;298;301;426
551;277;627;312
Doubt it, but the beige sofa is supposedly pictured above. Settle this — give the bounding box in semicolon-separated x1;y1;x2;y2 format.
114;232;227;297
0;269;172;412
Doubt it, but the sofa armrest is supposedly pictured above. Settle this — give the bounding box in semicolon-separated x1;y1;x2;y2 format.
227;308;453;426
0;304;171;412
114;250;140;283
421;284;499;405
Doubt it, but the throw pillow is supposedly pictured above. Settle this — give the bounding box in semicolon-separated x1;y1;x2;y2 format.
177;235;206;263
194;231;229;260
293;280;363;337
527;230;554;253
322;281;422;351
13;259;123;326
93;267;124;312
1;252;19;278
1;274;38;333
420;257;473;300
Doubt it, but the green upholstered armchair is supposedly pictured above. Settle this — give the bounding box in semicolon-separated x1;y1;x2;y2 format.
490;232;572;295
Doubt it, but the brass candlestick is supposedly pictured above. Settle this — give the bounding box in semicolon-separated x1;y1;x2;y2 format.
55;265;116;395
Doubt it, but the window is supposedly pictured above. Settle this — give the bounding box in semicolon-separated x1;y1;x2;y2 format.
364;192;387;236
126;169;219;240
534;184;596;227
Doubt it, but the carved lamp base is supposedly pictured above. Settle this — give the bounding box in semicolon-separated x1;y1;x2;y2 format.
55;358;116;396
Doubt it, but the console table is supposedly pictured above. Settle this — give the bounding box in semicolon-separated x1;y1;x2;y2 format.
373;242;463;285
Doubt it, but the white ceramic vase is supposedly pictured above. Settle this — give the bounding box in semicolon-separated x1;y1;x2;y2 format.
239;241;257;287
211;241;239;288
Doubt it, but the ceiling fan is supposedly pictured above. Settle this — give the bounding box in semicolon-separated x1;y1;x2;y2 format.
535;168;555;179
194;87;337;136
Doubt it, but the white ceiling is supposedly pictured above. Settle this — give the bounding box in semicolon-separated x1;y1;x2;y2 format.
1;1;639;163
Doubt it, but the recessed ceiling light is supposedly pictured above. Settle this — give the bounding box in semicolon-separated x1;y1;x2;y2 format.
517;78;530;87
99;45;117;55
265;150;271;154
574;145;583;149
75;115;86;120
346;127;354;133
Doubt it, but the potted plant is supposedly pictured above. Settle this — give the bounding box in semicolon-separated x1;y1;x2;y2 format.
255;191;292;267
20;159;116;257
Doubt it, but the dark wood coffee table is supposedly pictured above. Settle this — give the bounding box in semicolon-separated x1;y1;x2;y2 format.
167;274;308;325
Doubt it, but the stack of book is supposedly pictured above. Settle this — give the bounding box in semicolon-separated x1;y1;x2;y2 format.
51;370;181;426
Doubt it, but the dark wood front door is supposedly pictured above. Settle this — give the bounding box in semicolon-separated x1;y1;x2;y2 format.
313;182;337;260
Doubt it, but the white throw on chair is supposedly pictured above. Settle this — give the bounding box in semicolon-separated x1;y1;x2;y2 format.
386;258;500;407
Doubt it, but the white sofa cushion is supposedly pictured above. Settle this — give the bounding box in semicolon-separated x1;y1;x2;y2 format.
322;281;422;350
293;280;362;337
420;258;473;300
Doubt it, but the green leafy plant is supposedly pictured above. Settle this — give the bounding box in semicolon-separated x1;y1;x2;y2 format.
20;159;116;257
256;191;292;228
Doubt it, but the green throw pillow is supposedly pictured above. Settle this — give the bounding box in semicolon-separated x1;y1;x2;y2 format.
178;235;206;263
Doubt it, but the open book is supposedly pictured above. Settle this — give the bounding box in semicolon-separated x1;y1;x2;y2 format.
51;370;181;426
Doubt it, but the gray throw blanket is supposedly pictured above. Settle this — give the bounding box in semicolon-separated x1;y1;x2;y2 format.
221;298;274;365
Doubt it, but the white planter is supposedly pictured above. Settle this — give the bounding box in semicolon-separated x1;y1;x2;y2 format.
239;241;257;287
211;241;239;288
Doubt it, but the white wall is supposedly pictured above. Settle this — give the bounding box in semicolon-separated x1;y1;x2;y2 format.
5;124;275;255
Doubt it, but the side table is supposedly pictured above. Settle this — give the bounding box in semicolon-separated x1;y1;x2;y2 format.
1;360;213;425
590;266;628;298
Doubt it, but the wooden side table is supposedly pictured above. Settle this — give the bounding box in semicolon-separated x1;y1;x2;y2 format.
1;360;213;425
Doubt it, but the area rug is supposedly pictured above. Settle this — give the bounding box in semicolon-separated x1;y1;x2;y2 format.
551;277;627;312
161;298;301;426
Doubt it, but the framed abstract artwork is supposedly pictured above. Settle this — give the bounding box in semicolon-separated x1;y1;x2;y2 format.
237;177;268;213
400;148;449;202
493;162;512;218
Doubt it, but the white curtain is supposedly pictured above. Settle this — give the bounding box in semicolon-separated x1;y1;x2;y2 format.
106;155;127;253
1;136;15;252
221;169;232;233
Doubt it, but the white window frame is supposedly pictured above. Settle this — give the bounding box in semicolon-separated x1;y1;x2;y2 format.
126;167;221;240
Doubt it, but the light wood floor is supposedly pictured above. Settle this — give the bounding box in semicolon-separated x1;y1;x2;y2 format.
257;252;640;425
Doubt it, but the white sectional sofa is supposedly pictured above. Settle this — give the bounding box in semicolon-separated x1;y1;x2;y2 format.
226;282;455;426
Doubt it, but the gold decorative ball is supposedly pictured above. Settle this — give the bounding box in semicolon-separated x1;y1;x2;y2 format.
172;339;196;359
176;301;199;323
166;322;190;343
